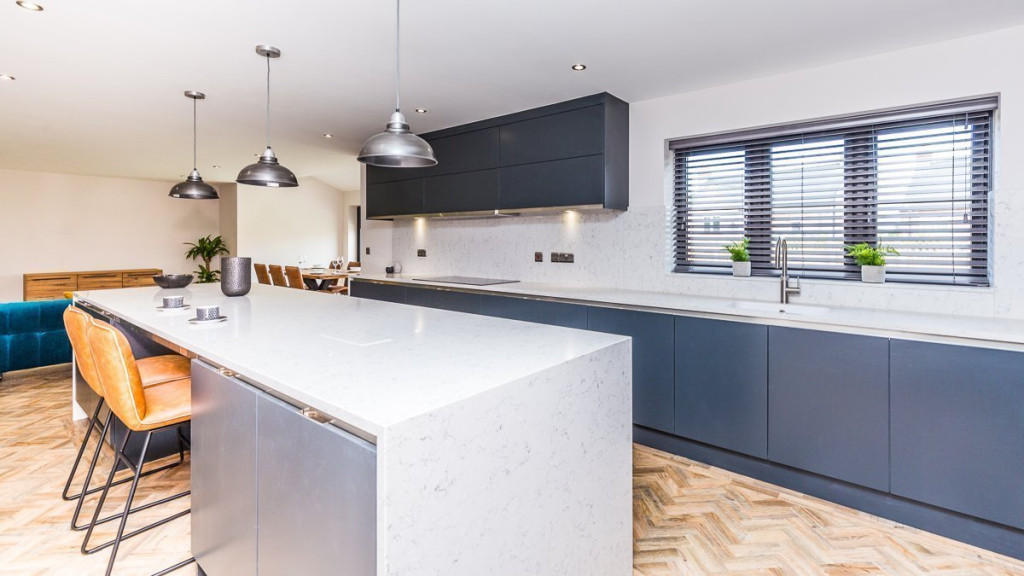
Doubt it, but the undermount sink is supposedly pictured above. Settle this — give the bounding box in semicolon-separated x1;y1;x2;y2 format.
727;301;831;317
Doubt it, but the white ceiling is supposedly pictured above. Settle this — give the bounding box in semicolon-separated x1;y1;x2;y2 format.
3;0;1024;192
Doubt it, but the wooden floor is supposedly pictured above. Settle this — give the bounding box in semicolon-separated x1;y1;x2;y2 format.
2;366;1022;576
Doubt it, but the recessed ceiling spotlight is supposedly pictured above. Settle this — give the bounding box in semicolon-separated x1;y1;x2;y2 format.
414;108;427;114
0;74;15;81
323;133;334;139
212;165;221;169
16;1;44;11
571;63;586;71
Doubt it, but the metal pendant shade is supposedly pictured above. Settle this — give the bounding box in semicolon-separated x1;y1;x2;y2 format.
169;91;218;199
357;0;437;168
237;45;298;187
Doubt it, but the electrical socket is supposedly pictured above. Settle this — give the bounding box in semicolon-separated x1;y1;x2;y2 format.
550;252;575;263
534;252;543;262
417;249;427;257
365;247;371;255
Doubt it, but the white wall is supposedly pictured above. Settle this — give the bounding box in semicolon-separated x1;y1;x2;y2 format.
360;166;394;272
235;176;347;268
0;168;219;302
392;24;1024;319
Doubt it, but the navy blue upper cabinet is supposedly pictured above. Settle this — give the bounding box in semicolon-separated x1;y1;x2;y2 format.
365;93;628;219
499;105;605;166
890;340;1024;530
423;169;500;214
365;179;424;219
588;307;674;434
674;317;768;458
768;327;890;492
499;155;605;210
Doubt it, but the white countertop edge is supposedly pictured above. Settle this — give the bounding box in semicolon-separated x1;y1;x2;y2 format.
355;275;1024;351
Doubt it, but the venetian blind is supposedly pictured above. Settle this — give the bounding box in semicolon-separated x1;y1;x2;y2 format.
671;97;995;286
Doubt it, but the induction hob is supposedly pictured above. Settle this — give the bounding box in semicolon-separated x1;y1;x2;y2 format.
413;276;520;286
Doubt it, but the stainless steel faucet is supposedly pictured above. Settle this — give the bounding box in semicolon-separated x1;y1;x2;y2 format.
774;237;801;304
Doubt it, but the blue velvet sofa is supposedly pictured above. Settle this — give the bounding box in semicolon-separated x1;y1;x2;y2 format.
0;299;72;380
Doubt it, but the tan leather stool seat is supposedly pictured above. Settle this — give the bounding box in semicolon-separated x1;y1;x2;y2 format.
132;378;192;431
136;356;191;388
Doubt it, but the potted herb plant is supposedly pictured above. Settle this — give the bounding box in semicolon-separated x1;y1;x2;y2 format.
845;242;899;283
725;237;751;277
184;234;230;283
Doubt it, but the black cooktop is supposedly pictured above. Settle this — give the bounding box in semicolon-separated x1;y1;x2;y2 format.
413;276;520;286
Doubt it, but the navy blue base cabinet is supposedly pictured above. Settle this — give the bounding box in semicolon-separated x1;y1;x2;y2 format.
890;340;1024;530
406;286;482;314
768;327;889;492
350;280;407;303
478;294;588;330
588;307;674;433
674;317;768;458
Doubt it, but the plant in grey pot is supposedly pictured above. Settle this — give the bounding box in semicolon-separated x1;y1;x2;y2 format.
725;237;751;277
184;234;230;283
846;242;899;283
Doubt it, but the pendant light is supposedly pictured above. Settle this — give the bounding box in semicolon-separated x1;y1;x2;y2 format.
169;91;219;200
357;0;437;168
236;45;298;187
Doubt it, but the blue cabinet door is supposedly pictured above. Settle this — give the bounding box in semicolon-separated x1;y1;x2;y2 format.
405;286;481;314
588;307;674;433
257;394;377;576
423;169;500;214
768;327;889;491
365;179;424;218
478;294;588;329
499;105;605;166
350;280;407;304
890;340;1024;530
674;317;768;458
498;155;605;210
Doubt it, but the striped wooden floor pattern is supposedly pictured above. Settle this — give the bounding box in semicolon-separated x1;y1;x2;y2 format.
1;365;1022;575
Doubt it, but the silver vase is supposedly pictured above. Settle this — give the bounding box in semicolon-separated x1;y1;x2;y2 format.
221;256;252;297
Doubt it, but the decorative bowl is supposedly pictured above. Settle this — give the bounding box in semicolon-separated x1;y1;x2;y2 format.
153;274;195;289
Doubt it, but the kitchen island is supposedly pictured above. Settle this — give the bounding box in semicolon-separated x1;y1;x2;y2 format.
75;283;633;576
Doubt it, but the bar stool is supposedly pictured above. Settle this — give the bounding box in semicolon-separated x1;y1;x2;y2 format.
62;306;191;533
81;320;194;576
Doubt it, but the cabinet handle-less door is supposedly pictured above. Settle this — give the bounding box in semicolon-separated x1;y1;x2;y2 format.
190;360;258;576
257;393;377;576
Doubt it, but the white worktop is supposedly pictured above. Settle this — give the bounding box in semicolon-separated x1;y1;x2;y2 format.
357;274;1024;349
76;283;629;437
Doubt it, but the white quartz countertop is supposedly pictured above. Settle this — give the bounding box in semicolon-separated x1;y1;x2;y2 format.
356;275;1024;349
76;284;628;437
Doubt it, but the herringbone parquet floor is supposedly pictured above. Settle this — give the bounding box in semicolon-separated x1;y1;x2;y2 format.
2;365;1023;575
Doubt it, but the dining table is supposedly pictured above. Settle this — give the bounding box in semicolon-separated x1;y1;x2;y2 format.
301;268;359;291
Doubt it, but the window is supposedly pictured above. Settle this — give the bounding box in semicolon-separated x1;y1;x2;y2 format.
672;97;995;286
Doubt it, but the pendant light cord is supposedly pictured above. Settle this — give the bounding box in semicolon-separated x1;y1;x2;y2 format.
192;96;198;171
395;0;401;113
266;55;271;149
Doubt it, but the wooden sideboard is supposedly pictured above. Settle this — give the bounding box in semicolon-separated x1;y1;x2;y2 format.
23;268;162;301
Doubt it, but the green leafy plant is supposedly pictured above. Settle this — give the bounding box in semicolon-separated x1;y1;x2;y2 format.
725;237;751;263
184;234;230;283
845;243;899;267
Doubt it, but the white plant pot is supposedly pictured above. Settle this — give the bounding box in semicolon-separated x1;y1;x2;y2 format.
861;265;886;283
732;261;751;277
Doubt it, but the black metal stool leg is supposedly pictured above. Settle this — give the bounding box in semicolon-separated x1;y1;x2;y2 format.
69;410;113;530
81;428;132;555
152;556;196;576
71;418;188;532
103;430;152;576
62;398;106;501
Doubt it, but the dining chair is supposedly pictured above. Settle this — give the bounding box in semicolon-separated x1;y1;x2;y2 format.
285;266;306;290
348;261;361;269
268;265;287;287
253;263;271;285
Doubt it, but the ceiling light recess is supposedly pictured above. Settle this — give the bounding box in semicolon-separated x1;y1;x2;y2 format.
414;108;427;114
357;0;436;168
0;74;15;81
16;1;43;11
236;45;298;188
571;63;587;71
169;91;218;200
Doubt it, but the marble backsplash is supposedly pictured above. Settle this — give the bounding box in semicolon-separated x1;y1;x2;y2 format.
392;203;1022;319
